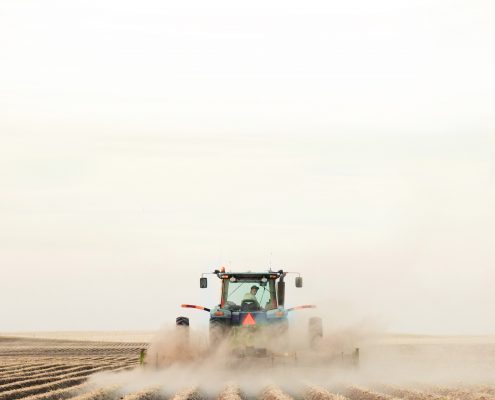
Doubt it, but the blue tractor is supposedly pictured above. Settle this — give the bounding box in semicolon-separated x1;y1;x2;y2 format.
177;268;324;360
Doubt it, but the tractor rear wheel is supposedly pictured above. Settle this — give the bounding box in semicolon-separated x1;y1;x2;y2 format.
309;317;323;349
209;319;226;347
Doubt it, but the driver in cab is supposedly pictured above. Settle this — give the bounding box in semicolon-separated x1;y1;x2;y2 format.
243;285;261;310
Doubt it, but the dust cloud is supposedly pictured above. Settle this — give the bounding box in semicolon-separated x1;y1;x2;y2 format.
88;311;495;396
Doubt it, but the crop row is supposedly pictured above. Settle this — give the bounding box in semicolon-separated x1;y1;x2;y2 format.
5;381;495;400
0;357;137;383
0;364;136;400
0;360;136;392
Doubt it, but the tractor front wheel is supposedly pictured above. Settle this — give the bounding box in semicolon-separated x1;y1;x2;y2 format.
176;316;189;326
176;316;190;345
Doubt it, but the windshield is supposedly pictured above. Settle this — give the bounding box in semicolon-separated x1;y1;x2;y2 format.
222;279;277;310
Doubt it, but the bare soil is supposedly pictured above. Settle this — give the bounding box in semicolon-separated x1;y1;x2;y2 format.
1;335;494;400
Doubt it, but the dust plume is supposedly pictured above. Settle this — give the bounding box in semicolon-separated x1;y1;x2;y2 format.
88;313;495;397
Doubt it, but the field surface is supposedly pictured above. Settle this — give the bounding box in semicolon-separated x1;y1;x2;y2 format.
1;335;495;400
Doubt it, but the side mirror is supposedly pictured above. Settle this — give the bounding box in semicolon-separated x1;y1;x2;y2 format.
200;277;207;288
295;277;303;288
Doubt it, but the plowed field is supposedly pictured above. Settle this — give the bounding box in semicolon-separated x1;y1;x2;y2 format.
1;336;494;400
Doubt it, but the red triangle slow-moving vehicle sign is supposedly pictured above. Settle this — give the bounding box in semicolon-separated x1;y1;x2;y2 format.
242;312;256;326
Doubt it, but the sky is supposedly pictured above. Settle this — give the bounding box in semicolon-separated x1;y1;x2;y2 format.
1;0;494;334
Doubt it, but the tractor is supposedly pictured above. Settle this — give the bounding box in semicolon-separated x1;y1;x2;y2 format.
174;268;358;366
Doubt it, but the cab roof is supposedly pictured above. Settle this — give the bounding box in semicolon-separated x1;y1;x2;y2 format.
214;270;284;279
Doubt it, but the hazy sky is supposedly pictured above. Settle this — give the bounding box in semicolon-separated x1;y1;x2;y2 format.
1;1;494;334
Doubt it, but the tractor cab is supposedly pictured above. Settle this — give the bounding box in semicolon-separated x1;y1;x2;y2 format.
193;270;304;332
219;271;283;312
200;269;302;307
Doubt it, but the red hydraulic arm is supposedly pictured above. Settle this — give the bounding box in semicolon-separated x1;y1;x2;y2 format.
287;305;316;312
181;304;211;312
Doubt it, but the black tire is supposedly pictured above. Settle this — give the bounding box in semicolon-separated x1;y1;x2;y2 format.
176;316;190;326
175;316;190;347
274;318;289;336
352;347;360;367
309;317;323;349
209;318;226;347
